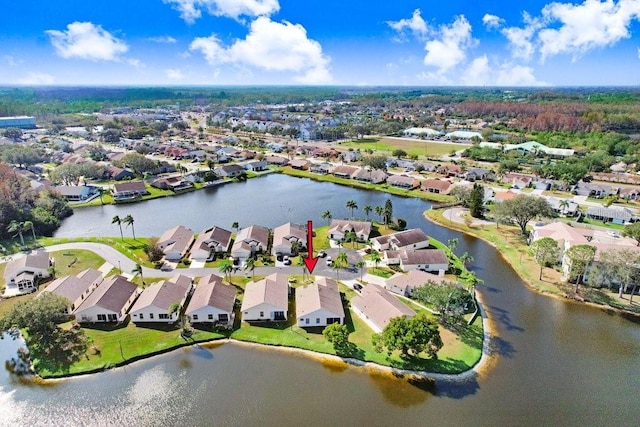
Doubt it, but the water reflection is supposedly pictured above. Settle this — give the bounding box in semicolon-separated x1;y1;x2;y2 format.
368;371;433;407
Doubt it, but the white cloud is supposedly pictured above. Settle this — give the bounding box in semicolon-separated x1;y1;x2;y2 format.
387;9;428;40
482;14;504;29
148;36;177;44
127;58;144;68
423;15;477;73
638;46;640;58
46;22;128;61
502;12;543;61
461;55;491;85
538;0;640;60
17;72;55;85
4;55;22;67
190;16;332;84
496;63;543;86
163;0;279;23
166;68;185;80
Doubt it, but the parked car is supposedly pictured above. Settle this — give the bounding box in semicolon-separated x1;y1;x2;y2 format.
353;283;363;291
318;250;327;258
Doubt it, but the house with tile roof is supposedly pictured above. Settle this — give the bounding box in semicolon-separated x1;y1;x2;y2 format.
385;269;450;297
190;226;233;262
3;251;53;296
241;273;289;321
295;277;345;328
231;225;270;266
328;220;372;242
158;225;195;261
185;274;236;326
43;268;103;313
74;275;140;323
129;275;192;323
351;285;415;333
272;222;307;257
371;228;430;252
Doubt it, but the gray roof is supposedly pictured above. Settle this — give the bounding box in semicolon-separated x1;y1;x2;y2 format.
240;273;288;312
351;285;415;331
295;277;344;319
401;249;448;265
186;274;236;314
4;252;50;281
130;274;191;311
75;275;138;313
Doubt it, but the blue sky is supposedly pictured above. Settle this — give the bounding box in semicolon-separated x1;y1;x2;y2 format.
1;0;640;86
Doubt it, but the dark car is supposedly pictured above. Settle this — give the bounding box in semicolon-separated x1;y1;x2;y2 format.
353;283;363;291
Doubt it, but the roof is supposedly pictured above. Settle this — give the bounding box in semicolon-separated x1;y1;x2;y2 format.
273;222;306;249
4;252;50;281
532;222;589;245
386;269;449;292
494;191;518;201
586;206;635;221
75;275;138;313
192;226;232;254
113;181;146;193
289;159;309;168
388;228;430;248
130;275;191;312
332;165;358;176
235;225;270;247
351;285;415;331
240;273;289;312
295;277;344;319
422;179;452;191
387;175;419;186
328;220;372;238
43;268;102;305
400;249;449;266
158;225;194;253
186;274;236;314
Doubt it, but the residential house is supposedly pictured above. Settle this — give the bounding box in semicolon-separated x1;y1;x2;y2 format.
545;197;579;217
231;225;270;266
493;191;518;203
158;225;195;261
352;168;389;184
342;151;362;163
244;160;268;172
328;220;372;242
272;222;307;256
74;275;141;323
289;159;310;170
332;165;358;179
54;185;98;201
112;181;148;202
464;168;495;182
371;228;430;252
106;165;135;181
129;275;193;323
351;285;415;333
309;163;331;175
43;268;103;313
574;182;617;198
2;252;52;296
265;155;289;166
585;206;636;225
387;175;420;189
436;164;462;178
398;249;449;273
185;274;236;326
190;226;233;262
296;277;345;328
422;179;452;194
445;130;483;140
619;186;640;201
385;269;450;297
215;164;246;178
241;273;289;321
501;172;535;189
150;175;194;192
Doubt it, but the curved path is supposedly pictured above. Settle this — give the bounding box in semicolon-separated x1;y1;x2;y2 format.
37;243;363;281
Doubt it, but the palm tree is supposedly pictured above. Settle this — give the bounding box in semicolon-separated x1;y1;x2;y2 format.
244;257;256;280
559;199;570;216
321;210;332;227
220;260;234;283
345;230;358;249
23;220;36;243
97;187;105;205
383;199;393;225
356;260;366;281
290;239;301;256
132;263;144;286
363;205;372;220
370;249;381;271
335;251;349;281
374;206;384;223
7;220;25;247
123;215;136;240
346;200;358;219
447;238;459;254
460;252;474;267
112;215;123;240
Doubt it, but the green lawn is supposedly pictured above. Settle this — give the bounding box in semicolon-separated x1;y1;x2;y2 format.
339;137;464;159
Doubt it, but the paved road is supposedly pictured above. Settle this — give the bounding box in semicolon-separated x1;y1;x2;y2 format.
33;242;363;281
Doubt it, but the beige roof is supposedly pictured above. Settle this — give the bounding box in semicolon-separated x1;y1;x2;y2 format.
386;269;449;292
130;275;191;312
273;222;307;248
388;228;429;248
351;285;415;331
332;165;358;176
295;277;344;319
192;226;232;254
234;225;270;248
75;275;138;313
4;251;50;281
532;222;589;245
387;175;419;186
186;274;236;314
328;220;372;238
422;179;452;191
240;273;288;312
43;268;102;304
401;249;448;266
158;225;194;254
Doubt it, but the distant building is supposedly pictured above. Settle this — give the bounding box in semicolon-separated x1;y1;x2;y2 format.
0;116;36;129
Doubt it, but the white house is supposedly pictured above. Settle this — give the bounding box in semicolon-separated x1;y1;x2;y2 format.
190;226;232;262
327;220;372;242
241;273;289;321
129;275;192;323
272;222;307;256
231;225;270;266
351;285;415;333
42;268;103;313
399;249;449;273
371;228;430;252
74;275;140;323
295;277;345;328
185;274;236;326
385;269;450;297
3;252;52;296
158;225;195;261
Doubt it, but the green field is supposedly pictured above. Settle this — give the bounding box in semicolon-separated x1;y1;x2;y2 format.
339;137;466;159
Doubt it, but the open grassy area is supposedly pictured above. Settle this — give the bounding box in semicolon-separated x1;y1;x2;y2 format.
339;137;465;159
40;236;151;266
36;319;227;378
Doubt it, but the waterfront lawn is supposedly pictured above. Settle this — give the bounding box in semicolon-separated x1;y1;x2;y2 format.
37;319;226;378
41;237;151;267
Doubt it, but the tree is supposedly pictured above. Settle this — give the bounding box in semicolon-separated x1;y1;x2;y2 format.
232;222;239;233
459;252;474;267
565;244;596;292
588;249;640;300
335;251;349;280
413;282;473;323
22;220;36;243
321;210;332;227
344;230;358;248
7;220;25;247
492;195;555;235
123;214;136;240
323;323;351;353
370;249;381;271
529;237;560;280
447;238;459;253
622;222;640;246
383;199;393;225
392;149;407;158
143;237;164;264
0;292;87;372
374;206;384;223
356;260;366;281
132;263;144;285
346;200;358;219
469;183;485;218
112;215;123;240
361;154;388;171
372;313;443;358
244;257;256;280
363;205;372;220
3;127;23;141
220;260;234;282
450;185;472;207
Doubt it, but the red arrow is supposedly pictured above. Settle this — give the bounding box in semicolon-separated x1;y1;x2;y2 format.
303;220;319;274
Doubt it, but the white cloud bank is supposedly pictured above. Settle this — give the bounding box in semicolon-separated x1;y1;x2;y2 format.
17;72;55;85
46;22;129;61
163;0;279;23
189;16;332;84
387;9;428;40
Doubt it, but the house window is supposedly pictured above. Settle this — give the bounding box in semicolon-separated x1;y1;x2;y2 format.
97;314;107;321
219;314;228;322
139;314;143;319
208;314;214;320
159;313;170;319
193;314;199;320
149;313;154;319
305;318;309;325
316;318;320;324
108;314;117;322
260;311;264;317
